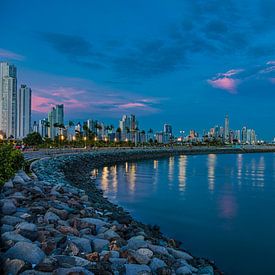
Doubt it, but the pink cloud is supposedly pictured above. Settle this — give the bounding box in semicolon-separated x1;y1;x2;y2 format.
0;48;25;61
217;69;243;78
207;78;239;94
267;61;275;65
118;102;146;109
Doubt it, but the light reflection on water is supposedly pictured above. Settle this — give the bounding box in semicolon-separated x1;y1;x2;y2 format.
95;153;275;275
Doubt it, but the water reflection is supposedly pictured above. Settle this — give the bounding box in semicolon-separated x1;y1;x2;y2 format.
101;166;109;191
154;160;158;170
207;154;217;192
110;165;118;193
237;154;243;183
168;157;175;186
126;163;137;194
178;155;187;192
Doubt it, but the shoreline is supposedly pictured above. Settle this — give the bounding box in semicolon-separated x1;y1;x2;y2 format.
2;147;273;274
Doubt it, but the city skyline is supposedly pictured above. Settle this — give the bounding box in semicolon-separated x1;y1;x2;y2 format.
1;1;275;139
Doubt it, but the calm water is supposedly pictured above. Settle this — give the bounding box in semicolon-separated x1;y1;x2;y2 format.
94;153;275;275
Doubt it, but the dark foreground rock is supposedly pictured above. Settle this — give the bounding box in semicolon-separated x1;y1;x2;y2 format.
1;150;222;274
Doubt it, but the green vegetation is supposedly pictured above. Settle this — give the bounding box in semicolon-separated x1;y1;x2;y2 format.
0;144;24;185
23;132;43;146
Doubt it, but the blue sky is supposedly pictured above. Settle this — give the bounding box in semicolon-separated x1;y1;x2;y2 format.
1;0;275;139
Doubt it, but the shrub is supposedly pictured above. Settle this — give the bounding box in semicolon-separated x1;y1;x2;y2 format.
0;144;25;185
23;132;43;146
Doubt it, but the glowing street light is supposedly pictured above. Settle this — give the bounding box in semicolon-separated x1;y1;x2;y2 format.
83;136;87;148
0;134;3;140
72;135;76;141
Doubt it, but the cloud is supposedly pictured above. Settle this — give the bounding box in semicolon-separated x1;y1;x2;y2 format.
208;78;239;94
0;48;25;61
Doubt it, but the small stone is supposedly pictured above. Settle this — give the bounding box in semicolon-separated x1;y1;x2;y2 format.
68;236;92;253
136;248;153;258
132;250;150;265
103;229;120;240
127;236;148;250
148;244;169;256
16;222;38;241
86;252;99;262
80;195;89;201
13;175;25;185
9;192;26;200
1;215;24;226
3;180;14;189
124;264;151;275
80;218;108;232
4;258;26;275
92;238;110;252
57;225;79;236
176;266;192;275
150;257;167;271
44;212;60;223
2;200;16;215
4;241;46;265
167;248;193;260
35;257;58;272
49;207;68;219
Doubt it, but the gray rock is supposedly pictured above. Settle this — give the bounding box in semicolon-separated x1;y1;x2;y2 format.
198;265;214;275
80;217;108;231
176;265;192;275
44;211;60;223
124;264;151;275
148;244;169;256
1;215;24;226
127;236;148;250
150;257;167;271
2;199;17;215
167;248;193;260
103;229;120;240
4;258;26;275
1;224;14;234
16;222;38;241
2;231;32;246
92;238;110;252
18;170;32;182
9;192;26;200
132;250;151;265
13;175;25;185
3;180;14;189
54;267;94;275
4;241;45;264
54;255;90;267
69;236;92;253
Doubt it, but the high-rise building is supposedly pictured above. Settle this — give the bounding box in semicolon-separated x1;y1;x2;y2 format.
119;114;138;141
0;62;17;138
38;118;48;138
241;127;247;144
48;104;64;138
224;114;229;142
163;124;172;135
17;84;31;139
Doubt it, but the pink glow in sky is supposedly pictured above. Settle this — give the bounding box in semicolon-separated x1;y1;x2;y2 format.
0;48;24;61
207;78;239;94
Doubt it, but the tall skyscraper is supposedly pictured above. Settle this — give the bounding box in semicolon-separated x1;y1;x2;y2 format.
48;104;64;138
17;84;31;139
224;114;229;142
0;62;17;138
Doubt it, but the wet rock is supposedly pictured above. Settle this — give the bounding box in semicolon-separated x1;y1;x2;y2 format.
2;199;17;215
148;244;169;256
49;207;68;220
9;192;26;200
16;222;38;241
127;236;148;250
44;211;60;223
13;175;25;185
1;223;14;234
1;215;24;226
103;229;120;240
92;238;110;252
68;236;92;253
3;180;14;189
4;241;46;265
150;257;167;271
4;258;26;275
131;250;151;265
53;267;94;275
54;255;90;267
80;217;108;232
57;225;79;236
2;231;32;247
167;248;193;260
35;257;59;272
124;263;151;275
198;265;214;275
176;265;192;275
86;252;100;262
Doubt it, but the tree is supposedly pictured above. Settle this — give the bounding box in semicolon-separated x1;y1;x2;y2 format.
23;132;43;146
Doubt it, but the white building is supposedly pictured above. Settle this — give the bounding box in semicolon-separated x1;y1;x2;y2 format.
0;62;17;138
48;104;64;139
17;84;31;139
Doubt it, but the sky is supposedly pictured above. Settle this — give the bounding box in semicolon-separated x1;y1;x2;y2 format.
0;0;275;139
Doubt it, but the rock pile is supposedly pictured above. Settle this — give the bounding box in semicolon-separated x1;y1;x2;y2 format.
1;152;219;274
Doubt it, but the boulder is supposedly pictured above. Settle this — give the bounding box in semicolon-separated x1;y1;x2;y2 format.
4;258;26;275
16;222;38;241
4;241;46;265
92;238;110;252
167;248;193;260
176;265;192;275
1;215;24;226
150;257;167;271
68;236;92;253
44;212;60;223
2;231;32;247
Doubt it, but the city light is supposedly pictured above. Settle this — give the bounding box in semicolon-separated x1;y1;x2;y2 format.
72;136;76;141
0;134;3;140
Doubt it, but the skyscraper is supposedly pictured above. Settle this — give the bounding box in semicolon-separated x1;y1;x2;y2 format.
0;62;17;138
48;104;64;138
17;84;31;139
224;114;229;142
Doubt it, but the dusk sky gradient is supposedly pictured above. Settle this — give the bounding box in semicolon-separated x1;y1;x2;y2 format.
1;0;275;139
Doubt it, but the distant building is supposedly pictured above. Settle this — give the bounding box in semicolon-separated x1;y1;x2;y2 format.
0;62;17;138
224;114;229;142
38;118;48;138
32;121;38;133
48;104;64;139
119;114;138;141
17;84;31;139
241;127;247;144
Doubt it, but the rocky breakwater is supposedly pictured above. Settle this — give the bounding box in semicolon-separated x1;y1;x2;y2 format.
1;150;220;275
